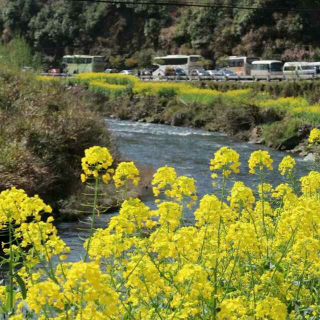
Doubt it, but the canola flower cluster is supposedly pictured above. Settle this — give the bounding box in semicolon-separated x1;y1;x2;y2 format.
308;128;320;145
89;80;127;98
256;96;309;110
3;134;320;319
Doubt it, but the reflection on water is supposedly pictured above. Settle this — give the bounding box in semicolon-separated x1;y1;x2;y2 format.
57;118;311;262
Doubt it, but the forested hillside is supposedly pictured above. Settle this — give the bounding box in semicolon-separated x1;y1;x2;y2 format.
1;0;320;68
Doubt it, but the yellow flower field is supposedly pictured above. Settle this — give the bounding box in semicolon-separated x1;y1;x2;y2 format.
38;73;316;114
2;130;320;319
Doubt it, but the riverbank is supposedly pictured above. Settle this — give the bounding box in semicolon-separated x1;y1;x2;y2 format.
68;73;320;156
96;91;313;156
0;68;121;221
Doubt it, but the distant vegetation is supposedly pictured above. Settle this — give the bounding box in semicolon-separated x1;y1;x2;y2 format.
1;0;320;68
0;36;41;70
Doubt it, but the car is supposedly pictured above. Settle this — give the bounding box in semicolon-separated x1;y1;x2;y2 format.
206;70;218;76
189;68;212;81
48;68;61;74
141;69;153;76
215;69;238;77
120;70;135;75
104;68;119;73
174;68;188;79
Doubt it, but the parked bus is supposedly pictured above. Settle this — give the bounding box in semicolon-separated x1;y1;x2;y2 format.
283;62;316;79
251;60;283;81
223;56;260;76
307;62;320;75
152;55;203;78
62;55;105;74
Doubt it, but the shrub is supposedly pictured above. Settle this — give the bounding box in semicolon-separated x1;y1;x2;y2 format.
261;117;304;148
0;67;116;212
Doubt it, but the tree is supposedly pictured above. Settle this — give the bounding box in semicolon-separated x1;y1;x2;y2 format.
109;55;122;69
0;36;42;69
1;0;41;36
124;57;138;69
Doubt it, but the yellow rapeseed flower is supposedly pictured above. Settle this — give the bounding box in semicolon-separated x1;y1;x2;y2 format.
248;150;273;174
0;187;52;229
278;155;296;176
308;128;320;145
300;171;320;195
113;161;140;188
255;297;287;320
210;147;241;185
81;146;114;182
228;181;255;211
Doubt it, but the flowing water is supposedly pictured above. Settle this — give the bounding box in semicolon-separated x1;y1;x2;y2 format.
58;118;311;261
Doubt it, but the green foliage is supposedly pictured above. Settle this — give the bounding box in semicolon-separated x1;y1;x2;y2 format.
0;36;42;70
134;49;155;69
158;87;177;98
124;57;138;69
261;117;304;148
198;58;213;69
28;0;84;48
109;55;123;69
1;0;41;33
293;111;320;126
1;0;320;68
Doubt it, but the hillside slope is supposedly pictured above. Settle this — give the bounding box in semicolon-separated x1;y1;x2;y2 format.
1;0;320;66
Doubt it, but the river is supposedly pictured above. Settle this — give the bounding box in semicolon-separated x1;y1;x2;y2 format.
57;118;311;262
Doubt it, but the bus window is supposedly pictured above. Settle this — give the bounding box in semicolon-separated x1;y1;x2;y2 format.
252;64;267;70
284;66;296;71
237;59;244;67
301;66;314;70
190;56;200;62
270;63;283;72
93;57;105;62
74;58;85;64
227;59;244;67
85;58;93;64
63;58;74;63
162;58;188;65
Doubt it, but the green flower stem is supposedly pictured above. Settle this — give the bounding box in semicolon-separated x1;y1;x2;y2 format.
36;223;57;282
259;170;270;260
212;217;222;320
8;221;14;315
84;176;99;262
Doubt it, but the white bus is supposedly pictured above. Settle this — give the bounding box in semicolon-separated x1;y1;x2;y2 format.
283;62;316;79
223;56;260;76
152;55;203;78
307;62;320;75
251;60;284;81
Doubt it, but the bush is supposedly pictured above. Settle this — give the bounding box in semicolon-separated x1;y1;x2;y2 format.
0;67;116;213
261;117;304;149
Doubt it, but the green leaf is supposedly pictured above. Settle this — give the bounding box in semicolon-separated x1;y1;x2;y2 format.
0;305;8;314
14;274;27;299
